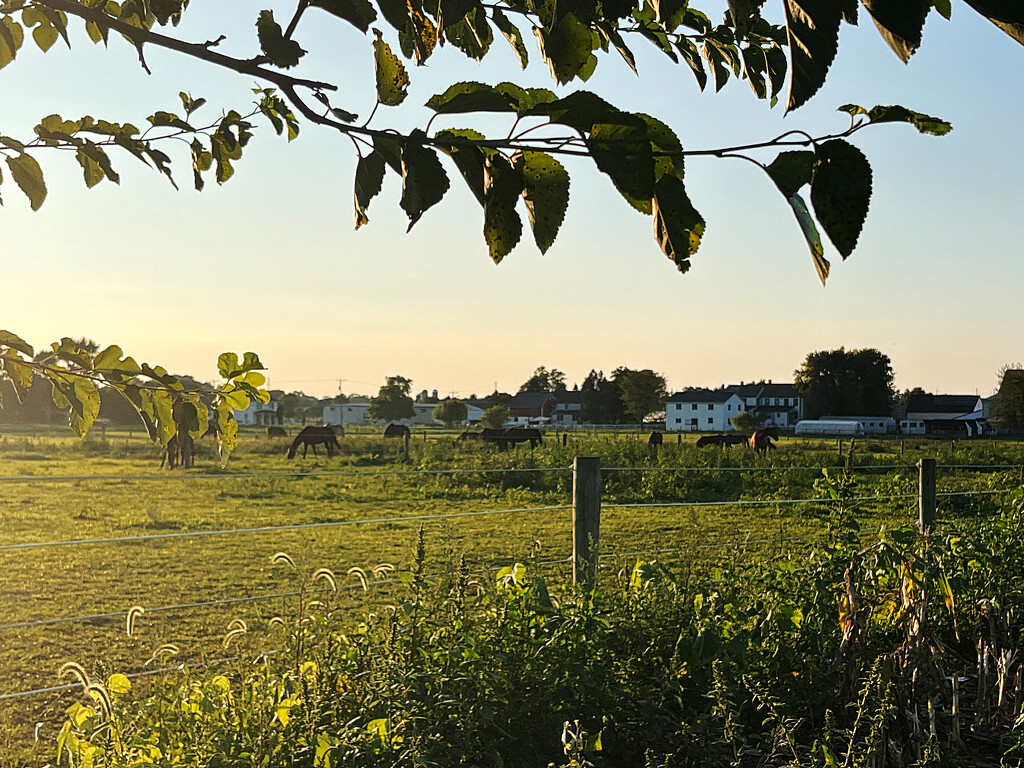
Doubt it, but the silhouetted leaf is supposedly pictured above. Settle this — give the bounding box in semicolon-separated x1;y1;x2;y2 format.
0;16;24;68
595;21;636;73
587;118;655;202
256;10;305;68
810;139;871;259
310;0;378;32
766;150;815;197
862;0;930;62
435;128;488;206
483;154;523;263
515;151;569;254
6;153;46;210
400;129;450;229
963;1;1024;45
354;151;386;229
784;0;842;111
372;30;410;105
492;9;529;67
445;7;493;59
839;104;953;135
652;174;704;273
534;13;596;84
531;90;622;132
0;330;33;357
786;191;829;284
675;38;708;90
637;113;683;183
426;82;517;113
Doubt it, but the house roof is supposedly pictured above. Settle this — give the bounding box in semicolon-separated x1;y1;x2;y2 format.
667;389;738;404
725;382;799;399
509;391;555;409
553;391;582;406
906;394;983;415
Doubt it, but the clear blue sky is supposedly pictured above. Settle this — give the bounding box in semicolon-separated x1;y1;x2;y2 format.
3;2;1022;398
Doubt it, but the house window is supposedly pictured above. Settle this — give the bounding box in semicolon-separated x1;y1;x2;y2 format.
692;404;698;410
675;418;680;424
690;418;698;427
707;418;713;424
728;405;732;411
707;404;713;411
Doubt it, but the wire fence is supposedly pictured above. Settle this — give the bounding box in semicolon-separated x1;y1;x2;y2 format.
0;456;1020;703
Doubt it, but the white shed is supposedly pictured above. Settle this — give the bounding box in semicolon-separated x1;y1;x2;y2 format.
795;419;864;436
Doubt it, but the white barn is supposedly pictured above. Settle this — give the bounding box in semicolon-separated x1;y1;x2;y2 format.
665;389;746;432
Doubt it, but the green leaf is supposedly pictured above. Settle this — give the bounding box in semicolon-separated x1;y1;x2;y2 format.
47;371;100;437
534;13;597;84
514;151;569;254
310;0;378;32
372;30;410;105
107;674;131;695
435;128;488;206
354;151;386;229
652;174;705;273
587;118;655;203
6;153;46;210
533;90;622;133
0;330;34;357
216;402;238;461
784;0;842;111
0;17;25;69
400;130;450;229
595;21;636;73
810;139;871;259
637;113;683;182
860;104;953;135
445;7;493;60
492;9;529;68
1;354;34;401
786;191;830;285
256;10;305;68
30;17;58;52
933;0;951;20
675;38;708;90
483;154;523;263
765;150;815;197
425;82;517;114
861;0;930;62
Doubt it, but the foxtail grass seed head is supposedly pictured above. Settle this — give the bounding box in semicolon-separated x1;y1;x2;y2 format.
86;683;113;717
145;643;181;667
126;605;145;637
59;661;90;690
373;563;396;579
348;566;369;591
271;551;296;568
313;567;338;591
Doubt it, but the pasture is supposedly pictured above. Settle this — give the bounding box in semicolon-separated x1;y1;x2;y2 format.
1;425;1022;763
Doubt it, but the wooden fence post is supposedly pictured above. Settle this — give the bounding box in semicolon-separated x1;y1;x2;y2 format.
403;432;410;461
918;458;936;534
573;456;601;590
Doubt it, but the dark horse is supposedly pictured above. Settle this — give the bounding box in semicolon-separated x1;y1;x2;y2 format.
287;426;342;459
482;428;543;450
696;434;728;448
384;423;411;439
648;431;664;447
749;427;780;454
161;432;195;469
266;425;288;438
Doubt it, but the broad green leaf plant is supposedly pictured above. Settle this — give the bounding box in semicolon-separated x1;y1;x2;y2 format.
0;330;268;460
0;1;1018;280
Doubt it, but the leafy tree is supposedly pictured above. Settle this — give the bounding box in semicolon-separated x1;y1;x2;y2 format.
433;398;468;427
990;367;1024;430
480;405;509;429
367;375;415;422
278;390;323;422
0;0;1006;280
0;330;268;460
612;367;667;424
794;347;896;419
898;386;929;406
730;409;763;432
580;369;625;424
519;367;566;393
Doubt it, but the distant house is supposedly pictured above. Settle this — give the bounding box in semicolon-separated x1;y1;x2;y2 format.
665;389;746;432
323;401;440;427
726;382;804;428
235;399;280;426
825;416;897;435
508;391;556;425
550;391;583;427
903;394;986;436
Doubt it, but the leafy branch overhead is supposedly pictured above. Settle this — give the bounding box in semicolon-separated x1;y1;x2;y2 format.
0;1;1011;280
0;330;269;462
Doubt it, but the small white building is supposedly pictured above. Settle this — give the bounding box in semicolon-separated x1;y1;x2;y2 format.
234;400;280;426
323;401;442;427
795;419;864;436
551;392;583;427
826;416;897;435
665;390;746;432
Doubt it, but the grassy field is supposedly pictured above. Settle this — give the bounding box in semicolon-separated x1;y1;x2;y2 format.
1;425;1022;763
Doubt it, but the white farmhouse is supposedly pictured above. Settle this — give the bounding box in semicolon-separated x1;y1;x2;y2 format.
234;399;280;426
665;389;746;432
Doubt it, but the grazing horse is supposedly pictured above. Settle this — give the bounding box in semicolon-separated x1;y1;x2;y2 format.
696;434;728;448
749;427;780;454
648;431;664;447
725;434;748;447
383;423;411;439
287;426;342;459
481;428;543;450
457;431;482;441
161;432;195;469
266;425;288;438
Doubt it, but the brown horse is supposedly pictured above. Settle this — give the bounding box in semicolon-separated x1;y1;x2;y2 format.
749;427;779;454
287;426;342;459
161;432;195;469
266;425;288;438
